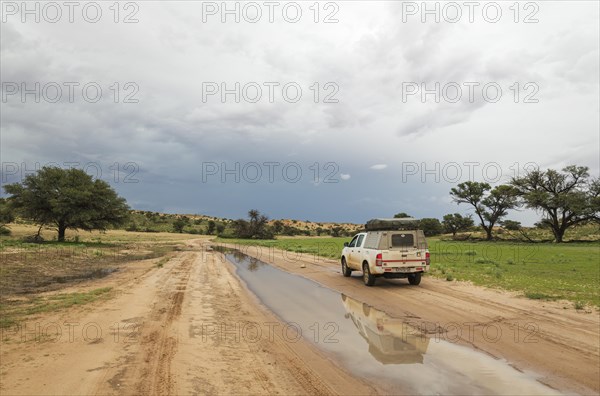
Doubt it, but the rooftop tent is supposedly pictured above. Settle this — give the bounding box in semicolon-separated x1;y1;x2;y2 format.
365;218;420;231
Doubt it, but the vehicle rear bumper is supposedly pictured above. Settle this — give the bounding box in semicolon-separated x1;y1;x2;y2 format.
375;265;429;275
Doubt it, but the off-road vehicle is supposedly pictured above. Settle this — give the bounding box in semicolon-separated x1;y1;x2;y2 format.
340;218;430;286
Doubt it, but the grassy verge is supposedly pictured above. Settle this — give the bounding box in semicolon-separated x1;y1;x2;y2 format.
215;236;600;307
0;226;184;295
215;236;346;259
0;287;113;329
427;239;600;307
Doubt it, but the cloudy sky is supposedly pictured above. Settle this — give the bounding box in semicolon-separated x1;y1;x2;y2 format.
1;1;598;225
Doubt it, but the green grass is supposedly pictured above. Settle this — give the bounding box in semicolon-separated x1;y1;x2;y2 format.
0;287;113;329
428;239;600;306
215;236;347;259
215;236;600;307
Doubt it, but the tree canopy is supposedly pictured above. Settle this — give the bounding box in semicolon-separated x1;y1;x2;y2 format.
232;209;274;239
511;165;600;242
442;213;474;236
450;181;519;240
3;167;130;241
418;218;443;236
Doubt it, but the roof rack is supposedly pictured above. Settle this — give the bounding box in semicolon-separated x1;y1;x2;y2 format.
365;218;420;231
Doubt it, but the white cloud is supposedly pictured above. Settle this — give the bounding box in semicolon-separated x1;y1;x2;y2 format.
340;173;351;180
370;164;388;171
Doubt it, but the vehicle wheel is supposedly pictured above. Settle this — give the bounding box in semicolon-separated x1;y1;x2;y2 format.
341;258;352;277
362;262;376;286
408;273;422;285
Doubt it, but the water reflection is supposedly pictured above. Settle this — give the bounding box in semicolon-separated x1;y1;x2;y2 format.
211;246;263;271
341;294;429;365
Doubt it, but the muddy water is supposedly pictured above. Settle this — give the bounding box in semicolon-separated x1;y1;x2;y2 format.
220;249;561;395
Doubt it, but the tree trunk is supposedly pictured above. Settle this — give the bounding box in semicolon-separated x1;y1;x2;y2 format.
484;227;493;241
58;224;66;242
553;227;565;243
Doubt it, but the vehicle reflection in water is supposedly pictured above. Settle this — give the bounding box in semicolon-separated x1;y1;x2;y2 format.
341;294;429;365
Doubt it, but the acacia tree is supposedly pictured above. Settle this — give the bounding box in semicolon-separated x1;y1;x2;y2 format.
442;213;474;236
450;182;519;240
418;218;443;236
207;220;216;235
511;165;600;242
4;167;130;241
232;209;274;239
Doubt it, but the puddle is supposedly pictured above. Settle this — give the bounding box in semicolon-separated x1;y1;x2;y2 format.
218;248;563;395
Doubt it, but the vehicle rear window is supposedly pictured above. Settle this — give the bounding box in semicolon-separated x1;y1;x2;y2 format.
391;233;414;247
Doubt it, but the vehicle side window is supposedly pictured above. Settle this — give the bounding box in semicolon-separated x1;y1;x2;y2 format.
391;233;414;248
356;234;365;248
348;236;358;248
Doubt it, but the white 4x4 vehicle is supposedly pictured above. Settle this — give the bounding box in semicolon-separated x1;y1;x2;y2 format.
341;219;430;286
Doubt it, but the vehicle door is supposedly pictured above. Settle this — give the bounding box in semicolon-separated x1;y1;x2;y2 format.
346;235;359;268
350;234;366;268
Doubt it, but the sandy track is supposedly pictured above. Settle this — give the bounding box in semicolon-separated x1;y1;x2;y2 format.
0;241;376;395
218;243;600;395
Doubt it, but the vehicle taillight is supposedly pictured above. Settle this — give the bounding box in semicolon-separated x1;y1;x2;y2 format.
376;253;383;267
426;252;430;265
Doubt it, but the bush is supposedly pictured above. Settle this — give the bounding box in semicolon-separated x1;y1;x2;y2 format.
23;234;44;243
232;210;274;239
0;226;11;236
419;218;443;236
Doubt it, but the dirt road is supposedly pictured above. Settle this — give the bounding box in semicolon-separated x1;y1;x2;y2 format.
0;240;377;395
1;238;598;395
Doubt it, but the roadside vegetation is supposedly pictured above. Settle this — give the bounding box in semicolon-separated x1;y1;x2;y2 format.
0;287;113;329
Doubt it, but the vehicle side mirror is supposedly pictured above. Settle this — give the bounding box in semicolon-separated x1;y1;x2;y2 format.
343;242;349;247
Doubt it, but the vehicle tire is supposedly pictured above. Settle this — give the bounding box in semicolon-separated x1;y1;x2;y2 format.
341;258;352;277
362;262;376;286
408;272;422;285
